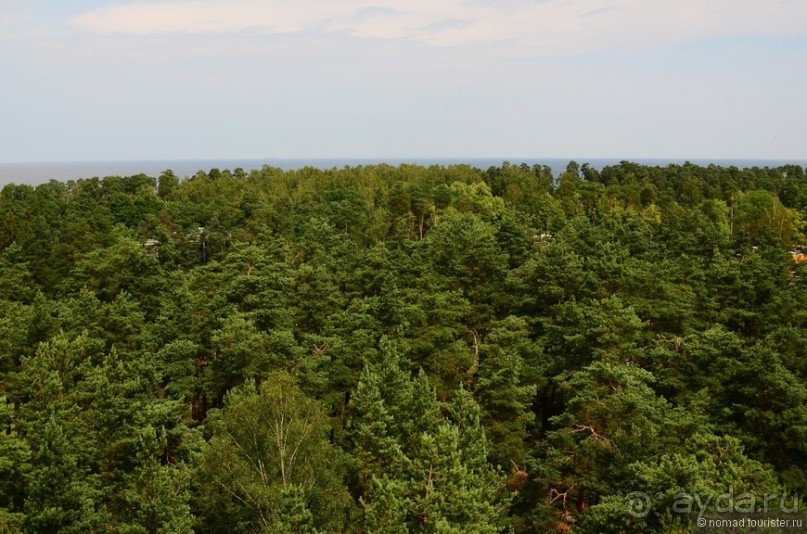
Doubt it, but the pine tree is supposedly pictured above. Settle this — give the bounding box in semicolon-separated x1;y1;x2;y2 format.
0;396;29;531
475;316;538;467
352;342;508;532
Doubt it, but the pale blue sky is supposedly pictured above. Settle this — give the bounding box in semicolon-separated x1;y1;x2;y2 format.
2;0;806;163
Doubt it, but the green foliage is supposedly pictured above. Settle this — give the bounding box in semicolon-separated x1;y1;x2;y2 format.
1;161;806;532
195;371;353;533
475;316;538;466
734;190;804;245
0;397;29;530
351;344;509;532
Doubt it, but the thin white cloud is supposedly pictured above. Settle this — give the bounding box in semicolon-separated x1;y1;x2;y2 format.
65;0;807;56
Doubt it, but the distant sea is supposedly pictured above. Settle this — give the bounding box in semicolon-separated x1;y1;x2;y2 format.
0;158;804;186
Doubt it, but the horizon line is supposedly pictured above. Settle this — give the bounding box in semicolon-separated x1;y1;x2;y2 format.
2;156;805;166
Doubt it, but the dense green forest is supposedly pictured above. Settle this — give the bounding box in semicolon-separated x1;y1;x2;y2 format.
1;160;806;533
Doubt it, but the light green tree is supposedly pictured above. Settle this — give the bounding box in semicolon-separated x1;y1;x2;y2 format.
196;371;353;533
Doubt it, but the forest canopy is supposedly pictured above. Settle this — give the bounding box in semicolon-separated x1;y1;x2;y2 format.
1;160;806;532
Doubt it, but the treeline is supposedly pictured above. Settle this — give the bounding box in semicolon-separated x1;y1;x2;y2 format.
0;160;806;532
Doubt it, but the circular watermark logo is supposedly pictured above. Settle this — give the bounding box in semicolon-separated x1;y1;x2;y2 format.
625;491;651;518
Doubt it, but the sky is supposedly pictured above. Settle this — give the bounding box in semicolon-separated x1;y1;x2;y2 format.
1;0;806;163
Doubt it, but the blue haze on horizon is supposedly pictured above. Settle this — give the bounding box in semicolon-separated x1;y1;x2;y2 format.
1;1;806;164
